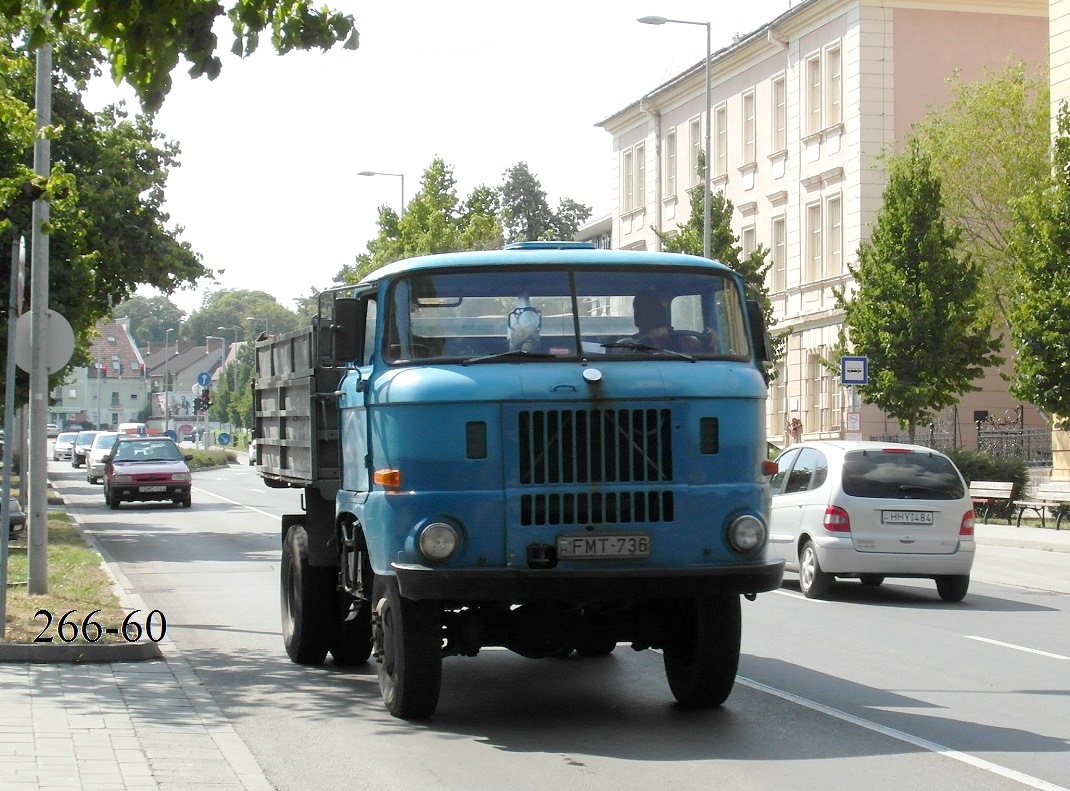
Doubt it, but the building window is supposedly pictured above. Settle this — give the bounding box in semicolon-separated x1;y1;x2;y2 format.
806;202;822;282
622;143;645;213
771;216;787;292
741;90;755;165
825;195;842;277
771;74;787;152
805;54;822;136
110;391;120;407
714;104;728;178
689;117;702;186
826;45;842;127
742;225;756;259
665;129;677;199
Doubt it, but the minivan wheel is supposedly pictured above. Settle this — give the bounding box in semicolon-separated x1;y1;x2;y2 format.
859;575;885;587
799;541;832;599
936;574;969;602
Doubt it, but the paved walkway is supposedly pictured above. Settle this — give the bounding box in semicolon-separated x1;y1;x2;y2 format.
1;514;1068;789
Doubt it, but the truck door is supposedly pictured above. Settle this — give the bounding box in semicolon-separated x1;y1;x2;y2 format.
340;293;377;494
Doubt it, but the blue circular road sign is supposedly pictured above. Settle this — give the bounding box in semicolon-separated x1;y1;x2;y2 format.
197;371;212;387
217;432;231;446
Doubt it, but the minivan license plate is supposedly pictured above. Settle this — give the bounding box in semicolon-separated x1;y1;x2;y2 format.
882;510;933;525
557;533;651;559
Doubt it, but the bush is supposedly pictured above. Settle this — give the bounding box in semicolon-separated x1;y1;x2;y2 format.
945;448;1028;521
185;448;230;471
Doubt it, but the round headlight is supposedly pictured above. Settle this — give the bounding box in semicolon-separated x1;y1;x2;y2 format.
418;522;458;562
728;515;766;554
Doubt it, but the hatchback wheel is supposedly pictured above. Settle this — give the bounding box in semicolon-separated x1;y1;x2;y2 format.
859;575;885;587
799;541;832;599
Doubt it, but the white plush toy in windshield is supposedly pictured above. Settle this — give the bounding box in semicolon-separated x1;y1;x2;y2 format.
507;294;542;352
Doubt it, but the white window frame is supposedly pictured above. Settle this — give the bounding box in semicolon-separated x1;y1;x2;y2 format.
665;129;677;200
714;103;728;178
825;194;842;277
805;202;822;282
621;143;646;214
635;143;646;210
825;44;842;127
741;90;756;165
771;73;787;152
742;225;756;259
805;54;822;136
771;215;787;291
689;117;702;186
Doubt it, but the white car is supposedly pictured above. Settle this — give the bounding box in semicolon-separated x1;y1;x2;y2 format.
86;432;119;485
769;440;975;601
52;431;79;461
248;438;258;466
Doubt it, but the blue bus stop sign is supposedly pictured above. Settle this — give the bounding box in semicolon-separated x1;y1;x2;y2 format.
840;356;868;386
217;432;231;446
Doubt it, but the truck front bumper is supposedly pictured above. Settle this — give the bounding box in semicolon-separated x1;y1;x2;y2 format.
392;559;785;602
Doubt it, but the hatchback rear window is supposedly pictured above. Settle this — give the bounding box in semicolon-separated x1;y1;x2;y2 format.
841;450;965;500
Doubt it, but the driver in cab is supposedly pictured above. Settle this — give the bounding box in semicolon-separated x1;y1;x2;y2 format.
629;288;706;353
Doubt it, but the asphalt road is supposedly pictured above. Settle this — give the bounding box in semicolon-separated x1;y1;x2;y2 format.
51;458;1070;791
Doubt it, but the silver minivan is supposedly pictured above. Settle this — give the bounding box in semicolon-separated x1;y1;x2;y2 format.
769;440;975;601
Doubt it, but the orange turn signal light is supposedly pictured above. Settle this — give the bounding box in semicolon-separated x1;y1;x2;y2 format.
762;460;779;476
373;469;401;488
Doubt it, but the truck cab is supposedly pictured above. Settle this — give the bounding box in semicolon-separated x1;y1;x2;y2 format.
255;244;783;719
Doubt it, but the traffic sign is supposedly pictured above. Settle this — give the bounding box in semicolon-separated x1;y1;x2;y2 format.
14;310;75;374
840;356;868;386
197;371;212;387
217;432;231;446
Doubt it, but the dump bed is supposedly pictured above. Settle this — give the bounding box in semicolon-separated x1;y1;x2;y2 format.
253;325;339;495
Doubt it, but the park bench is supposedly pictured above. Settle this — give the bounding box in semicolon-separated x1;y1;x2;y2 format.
1012;481;1070;530
969;480;1015;525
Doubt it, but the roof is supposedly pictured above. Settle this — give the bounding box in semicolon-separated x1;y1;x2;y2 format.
89;321;145;379
354;247;736;288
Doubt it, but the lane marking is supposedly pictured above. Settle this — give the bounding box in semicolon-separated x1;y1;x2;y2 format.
191;486;280;520
738;676;1070;791
966;635;1068;661
771;588;830;603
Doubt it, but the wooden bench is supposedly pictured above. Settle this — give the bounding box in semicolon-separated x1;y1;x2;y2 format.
1012;481;1070;529
969;481;1015;524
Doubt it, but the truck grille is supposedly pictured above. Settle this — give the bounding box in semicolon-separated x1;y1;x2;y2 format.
517;408;674;526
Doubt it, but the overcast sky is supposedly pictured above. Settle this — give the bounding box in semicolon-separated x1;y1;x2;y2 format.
90;0;793;316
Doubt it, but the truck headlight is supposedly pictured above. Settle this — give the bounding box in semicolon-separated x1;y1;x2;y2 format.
418;522;458;562
727;515;766;555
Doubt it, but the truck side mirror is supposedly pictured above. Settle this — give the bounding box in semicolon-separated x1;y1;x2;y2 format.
332;298;366;364
746;299;772;369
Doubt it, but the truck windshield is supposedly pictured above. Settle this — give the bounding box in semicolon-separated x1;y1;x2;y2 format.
383;267;751;364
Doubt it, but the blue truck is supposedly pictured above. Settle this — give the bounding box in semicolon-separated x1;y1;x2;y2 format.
254;242;784;719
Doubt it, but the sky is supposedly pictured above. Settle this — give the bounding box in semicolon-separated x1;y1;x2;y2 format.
89;0;794;317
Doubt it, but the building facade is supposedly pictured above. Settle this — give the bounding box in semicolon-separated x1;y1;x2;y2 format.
599;0;1048;449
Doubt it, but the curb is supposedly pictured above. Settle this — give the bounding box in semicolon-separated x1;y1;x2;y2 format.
0;640;162;663
975;535;1070;554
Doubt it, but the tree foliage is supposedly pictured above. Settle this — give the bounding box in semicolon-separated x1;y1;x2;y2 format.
1007;103;1070;428
836;140;1001;440
499;162;592;243
112;295;186;345
0;0;358;112
905;62;1049;331
177;288;302;344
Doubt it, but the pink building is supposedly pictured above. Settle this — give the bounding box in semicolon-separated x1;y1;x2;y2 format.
599;0;1048;450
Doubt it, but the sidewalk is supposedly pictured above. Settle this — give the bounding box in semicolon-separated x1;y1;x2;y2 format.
1;517;1067;790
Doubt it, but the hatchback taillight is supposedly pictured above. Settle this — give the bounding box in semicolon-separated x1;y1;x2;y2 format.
960;510;975;536
823;505;851;533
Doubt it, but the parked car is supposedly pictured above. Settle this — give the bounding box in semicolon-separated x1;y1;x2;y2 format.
52;431;79;461
5;496;25;539
70;430;100;468
104;436;193;509
769;440;975;602
86;431;119;485
247;438;258;466
46;423;59;438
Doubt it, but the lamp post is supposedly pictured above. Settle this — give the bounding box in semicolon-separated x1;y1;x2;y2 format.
245;315;267;337
217;326;240;390
358;170;405;217
638;15;711;260
164;327;176;436
206;335;224;440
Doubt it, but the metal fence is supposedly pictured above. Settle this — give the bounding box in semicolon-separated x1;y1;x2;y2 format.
869;427;1052;468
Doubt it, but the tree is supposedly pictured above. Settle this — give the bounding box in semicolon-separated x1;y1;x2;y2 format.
1007;103;1070;428
499;162;591;243
113;295;186;345
1;1;358;112
906;62;1050;331
836;140;1001;441
181;289;302;344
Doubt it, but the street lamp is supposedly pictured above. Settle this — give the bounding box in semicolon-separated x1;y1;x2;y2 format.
164;327;177;435
358;170;405;217
245;316;267;337
638;15;711;260
217;326;240;390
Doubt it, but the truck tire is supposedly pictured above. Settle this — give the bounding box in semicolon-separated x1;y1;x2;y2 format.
330;591;372;664
372;575;442;719
663;594;741;708
281;525;333;664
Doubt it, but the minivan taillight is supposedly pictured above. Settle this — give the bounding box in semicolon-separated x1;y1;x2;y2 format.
823;505;851;533
960;510;975;536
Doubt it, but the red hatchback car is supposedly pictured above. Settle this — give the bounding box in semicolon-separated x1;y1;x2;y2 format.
103;436;193;509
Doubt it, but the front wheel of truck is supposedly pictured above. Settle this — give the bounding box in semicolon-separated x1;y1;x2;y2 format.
281;525;333;665
663;594;741;708
372;575;442;720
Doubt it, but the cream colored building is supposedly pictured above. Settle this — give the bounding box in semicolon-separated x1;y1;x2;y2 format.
1049;0;1070;478
599;0;1048;449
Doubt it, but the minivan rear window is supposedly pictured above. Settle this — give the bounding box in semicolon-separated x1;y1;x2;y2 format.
841;450;965;500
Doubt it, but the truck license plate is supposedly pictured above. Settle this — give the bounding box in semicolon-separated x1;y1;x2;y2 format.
882;510;933;525
139;485;167;493
557;533;651;559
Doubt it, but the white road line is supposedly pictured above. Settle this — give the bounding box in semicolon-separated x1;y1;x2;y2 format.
191;486;279;520
966;635;1069;661
738;676;1070;791
771;588;830;603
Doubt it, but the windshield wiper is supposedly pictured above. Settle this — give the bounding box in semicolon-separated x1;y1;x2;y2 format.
461;349;560;364
601;340;696;362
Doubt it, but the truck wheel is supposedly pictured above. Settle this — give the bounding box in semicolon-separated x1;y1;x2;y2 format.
663;594;741;708
574;634;618;657
281;525;333;664
372;575;441;719
330;591;372;664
